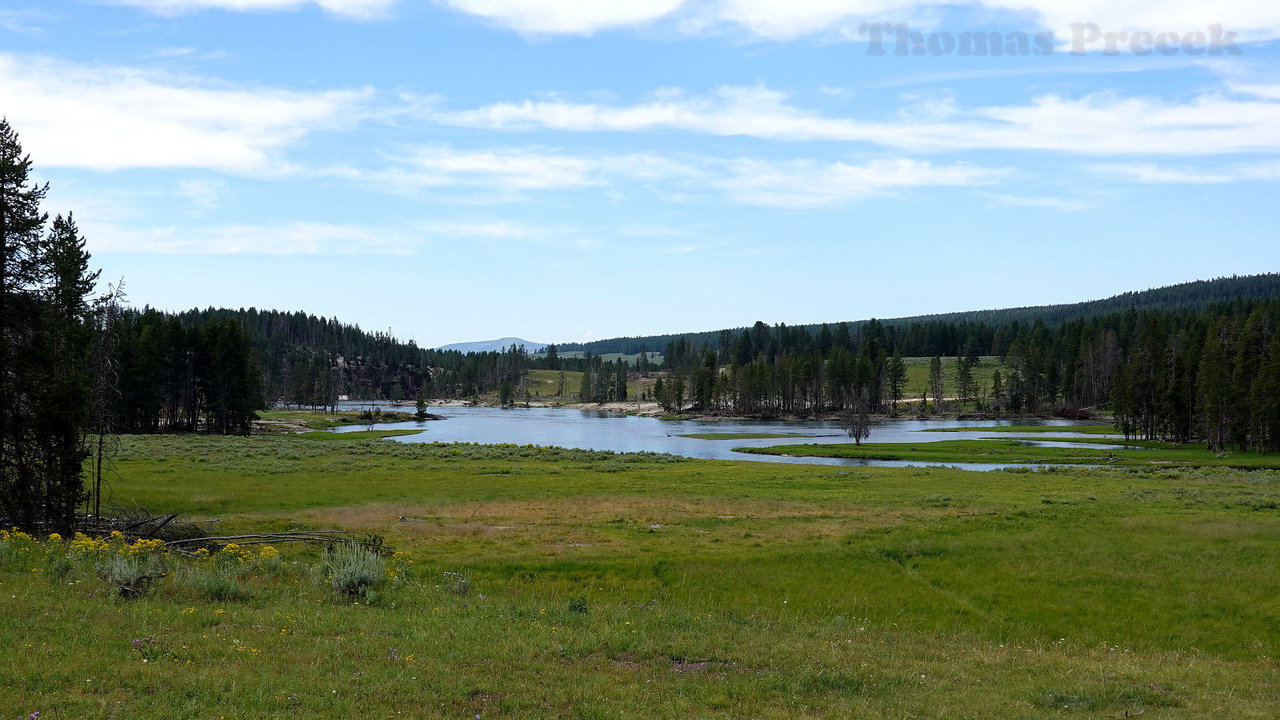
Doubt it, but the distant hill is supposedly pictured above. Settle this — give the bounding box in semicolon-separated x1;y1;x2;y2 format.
558;273;1280;355
438;337;547;354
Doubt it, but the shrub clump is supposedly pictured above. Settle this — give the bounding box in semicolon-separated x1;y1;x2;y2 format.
87;532;170;598
322;543;397;599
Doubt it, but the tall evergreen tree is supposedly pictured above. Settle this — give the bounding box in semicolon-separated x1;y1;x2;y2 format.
1;120;98;532
954;357;975;408
928;356;945;413
886;352;907;415
1196;319;1234;451
579;362;594;403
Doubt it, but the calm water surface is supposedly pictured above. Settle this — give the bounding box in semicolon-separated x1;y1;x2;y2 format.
332;403;1123;471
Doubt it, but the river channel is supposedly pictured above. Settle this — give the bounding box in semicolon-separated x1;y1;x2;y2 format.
331;403;1125;471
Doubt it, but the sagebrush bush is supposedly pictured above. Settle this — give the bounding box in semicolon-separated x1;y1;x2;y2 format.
96;552;168;598
322;543;387;599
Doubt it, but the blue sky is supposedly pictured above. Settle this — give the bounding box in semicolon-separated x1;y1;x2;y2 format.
4;1;1279;347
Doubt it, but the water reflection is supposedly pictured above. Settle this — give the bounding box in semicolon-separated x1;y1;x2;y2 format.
330;403;1120;471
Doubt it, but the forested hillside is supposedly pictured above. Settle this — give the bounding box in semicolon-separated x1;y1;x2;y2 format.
560;274;1280;357
107;308;597;431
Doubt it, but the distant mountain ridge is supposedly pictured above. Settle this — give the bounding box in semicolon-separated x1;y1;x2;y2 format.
438;337;547;354
558;273;1280;355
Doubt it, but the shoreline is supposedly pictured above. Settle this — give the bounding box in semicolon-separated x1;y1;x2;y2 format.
388;398;1106;425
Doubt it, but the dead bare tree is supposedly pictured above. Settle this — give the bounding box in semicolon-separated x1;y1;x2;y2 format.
87;280;127;521
843;385;871;446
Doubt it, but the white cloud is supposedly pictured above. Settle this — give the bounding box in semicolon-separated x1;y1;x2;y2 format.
332;146;705;197
1090;160;1280;183
1229;82;1280;100
103;0;1280;42
434;85;887;138
0;53;370;172
175;178;226;209
983;193;1092;211
410;220;562;239
84;221;399;254
429;0;1280;43
432;84;1280;155
342;145;999;207
109;0;397;20
381;146;600;189
0;9;55;34
692;0;935;40
716;157;1001;207
980;0;1280;45
83;217;583;254
441;0;686;34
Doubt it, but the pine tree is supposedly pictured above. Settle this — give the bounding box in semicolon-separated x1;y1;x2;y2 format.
1251;335;1280;451
1196;319;1233;451
928;356;945;413
1;120;98;532
990;370;1004;413
886;352;907;415
615;360;627;402
579;362;593;403
955;357;974;408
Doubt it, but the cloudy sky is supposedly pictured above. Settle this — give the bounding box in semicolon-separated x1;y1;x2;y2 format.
4;1;1279;346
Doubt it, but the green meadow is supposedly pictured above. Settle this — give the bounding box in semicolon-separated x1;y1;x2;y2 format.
678;432;833;440
523;369;584;398
900;355;1005;401
257;408;421;430
3;433;1279;718
925;425;1119;434
740;437;1280;469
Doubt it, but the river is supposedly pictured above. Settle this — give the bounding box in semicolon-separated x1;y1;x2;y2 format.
330;403;1123;471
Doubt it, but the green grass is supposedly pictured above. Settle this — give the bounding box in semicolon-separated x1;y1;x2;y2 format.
901;355;1004;402
679;432;836;440
257;408;419;430
305;428;425;441
490;370;655;404
550;351;665;366
739;438;1280;468
3;433;1279;717
524;369;583;398
925;424;1118;434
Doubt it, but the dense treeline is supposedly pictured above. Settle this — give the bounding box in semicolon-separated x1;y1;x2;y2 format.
561;274;1280;357
1110;308;1280;451
578;356;632;404
110;310;261;434
111;308;597;419
650;303;1280;452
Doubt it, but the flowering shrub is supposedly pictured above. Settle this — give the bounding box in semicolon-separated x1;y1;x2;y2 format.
2;531;414;604
0;527;35;561
180;542;285;601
